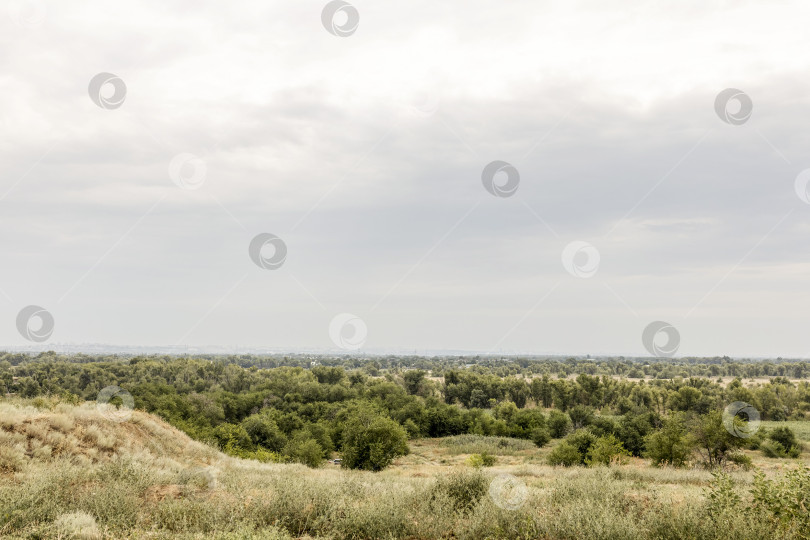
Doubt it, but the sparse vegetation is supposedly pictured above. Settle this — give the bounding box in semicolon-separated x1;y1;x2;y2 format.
1;353;810;538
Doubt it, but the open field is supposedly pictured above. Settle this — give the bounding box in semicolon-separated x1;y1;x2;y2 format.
2;399;809;539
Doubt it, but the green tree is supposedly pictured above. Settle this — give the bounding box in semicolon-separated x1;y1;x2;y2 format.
586;434;631;466
341;408;409;471
692;411;745;468
403;370;426;395
547;441;581;466
548;410;572;438
283;434;323;468
645;413;693;467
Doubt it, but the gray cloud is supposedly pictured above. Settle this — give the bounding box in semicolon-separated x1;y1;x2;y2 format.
3;0;810;357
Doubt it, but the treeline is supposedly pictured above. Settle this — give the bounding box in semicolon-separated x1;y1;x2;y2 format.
3;350;810;379
1;354;809;470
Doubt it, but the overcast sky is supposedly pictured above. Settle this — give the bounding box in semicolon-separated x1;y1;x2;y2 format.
3;0;810;357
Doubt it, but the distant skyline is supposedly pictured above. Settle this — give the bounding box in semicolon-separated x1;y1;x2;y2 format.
4;1;810;358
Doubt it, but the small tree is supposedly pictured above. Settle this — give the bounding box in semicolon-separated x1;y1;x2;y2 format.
548;410;572;438
283;435;323;468
586;435;631;466
547;441;581;467
341;409;409;471
645;413;693;467
403;370;426;395
692;411;745;468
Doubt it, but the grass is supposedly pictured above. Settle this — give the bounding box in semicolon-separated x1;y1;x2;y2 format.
438;435;537;455
760;420;810;442
1;398;810;539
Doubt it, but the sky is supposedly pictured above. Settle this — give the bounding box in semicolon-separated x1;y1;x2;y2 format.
2;0;810;357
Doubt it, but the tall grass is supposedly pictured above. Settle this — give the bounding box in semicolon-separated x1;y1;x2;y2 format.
439;434;536;455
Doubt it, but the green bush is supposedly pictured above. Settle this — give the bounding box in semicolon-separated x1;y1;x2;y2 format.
283;435;323;468
645;413;693;467
468;452;496;468
530;427;550;448
751;466;810;534
585;435;631;467
340;408;409;471
547;441;581;467
547;410;571;438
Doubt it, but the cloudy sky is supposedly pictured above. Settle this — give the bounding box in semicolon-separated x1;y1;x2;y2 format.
3;0;810;357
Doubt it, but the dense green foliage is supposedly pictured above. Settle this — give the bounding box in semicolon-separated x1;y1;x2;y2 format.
1;352;808;470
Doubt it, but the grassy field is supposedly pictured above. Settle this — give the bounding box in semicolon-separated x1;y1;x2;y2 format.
1;399;809;539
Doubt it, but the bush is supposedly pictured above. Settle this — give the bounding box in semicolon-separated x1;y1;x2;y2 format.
530;426;551;448
751;466;810;534
547;410;572;438
645;413;693;467
283;435;323;468
53;511;101;540
566;429;597;458
585;435;631;466
727;452;753;470
547;441;582;467
340;408;409;471
761;440;801;459
468;452;496;468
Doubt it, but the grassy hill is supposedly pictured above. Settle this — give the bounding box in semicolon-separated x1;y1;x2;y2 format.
1;398;808;539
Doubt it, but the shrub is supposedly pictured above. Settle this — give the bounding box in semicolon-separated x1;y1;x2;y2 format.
751;466;810;534
530;426;550;448
762;426;801;458
705;471;741;518
585;434;631;466
283;435;323;468
468;452;496;468
566;429;597;458
645;413;693;467
547;441;581;467
547;410;571;438
340;408;409;471
53;511;101;540
727;452;753;470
